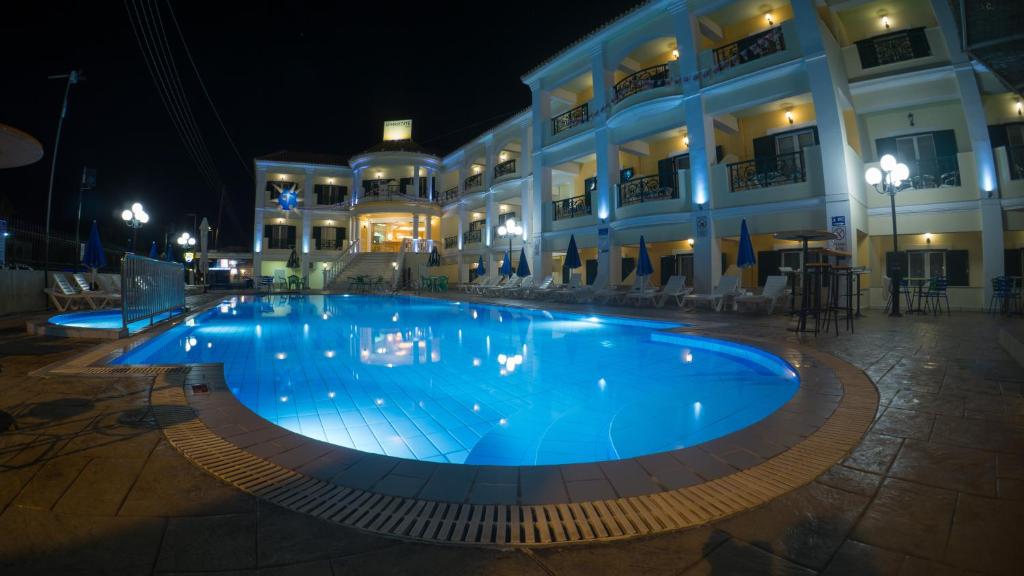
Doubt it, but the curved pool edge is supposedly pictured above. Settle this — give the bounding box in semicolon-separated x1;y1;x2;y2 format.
33;296;878;546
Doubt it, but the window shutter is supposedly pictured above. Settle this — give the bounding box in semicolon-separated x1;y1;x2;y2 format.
1005;248;1022;278
875;136;897;161
263;225;271;240
946;250;969;286
753;136;773;159
621;257;636;281
336;227;346;244
312;227;322;249
339;185;348;202
907;27;931;58
286;226;297;249
313;184;322;205
856;40;879;69
933;129;958;159
657;158;675;190
885;251;909;278
758;251;781;287
988;124;1009;150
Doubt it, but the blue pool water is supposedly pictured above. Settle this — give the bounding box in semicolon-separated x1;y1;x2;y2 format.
113;295;799;466
50;309;184;334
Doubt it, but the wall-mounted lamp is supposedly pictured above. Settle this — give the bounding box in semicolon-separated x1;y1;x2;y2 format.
882;15;890;29
671;47;680;60
374;171;383;179
499;151;508;161
682;134;690;148
764;12;774;26
785;109;794;125
924;232;932;244
1017;97;1022;116
908;112;915;127
687;238;695;247
473;165;482;174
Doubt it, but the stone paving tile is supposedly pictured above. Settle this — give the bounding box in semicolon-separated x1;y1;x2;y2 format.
819;539;905;575
898;556;966;576
255;501;391;568
10;453;91;510
330;544;544;575
872;407;935;441
52;457;147;516
679;538;816;575
599;459;661;497
418;465;476;502
890;389;965;416
565;478;617;502
842;432;903;475
714;482;870;571
0;509;164;573
930;414;1024;453
944;494;1024;576
155;514;257;572
673;448;737;481
814;464;884;497
259;559;333;576
519;466;567;504
468;482;517;504
533;526;727;576
852;477;957;561
888;439;998;496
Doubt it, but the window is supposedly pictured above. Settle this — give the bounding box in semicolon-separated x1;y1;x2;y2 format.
908;250;945;279
775;129;817;155
314;184;346;205
313;226;346;249
855;27;931;69
263;225;296;249
266;180;297;199
876;130;959;189
887;249;969;286
497;212;517;226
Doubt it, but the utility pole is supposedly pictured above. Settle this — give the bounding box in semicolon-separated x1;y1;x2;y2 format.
44;70;83;288
75;167;96;255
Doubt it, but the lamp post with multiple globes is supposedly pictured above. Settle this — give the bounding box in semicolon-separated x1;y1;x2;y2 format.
497;218;522;274
865;154;910;317
121;202;149;253
177;232;197;283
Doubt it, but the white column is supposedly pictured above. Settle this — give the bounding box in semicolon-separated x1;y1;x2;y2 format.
457;202;468;281
352;215;360;253
300;208;312;281
590;44;613;125
595;128;618;288
425;215;432;242
412;213;420;243
427;168;435;201
484;139;496;190
529;84;552;281
485;192;496;247
351;169;362;207
673;3;720;293
253;167;268;277
413;165;421;198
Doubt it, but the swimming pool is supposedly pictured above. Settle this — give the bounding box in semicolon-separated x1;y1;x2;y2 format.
49;309;185;334
113;295;799;466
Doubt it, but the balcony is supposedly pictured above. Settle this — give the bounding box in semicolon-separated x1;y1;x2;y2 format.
494;159;517;180
552;192;592;221
699;21;799;87
618;175;677;207
612;63;670;104
551;102;590;137
443;235;458;250
728;150;806;192
438;186;459;204
464;173;484;192
361;180;433;204
315;238;346;250
462;229;482;245
895;156;961;190
995;146;1024;199
844;27;948;80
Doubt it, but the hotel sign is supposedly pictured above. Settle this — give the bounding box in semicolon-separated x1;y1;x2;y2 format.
383;119;413;141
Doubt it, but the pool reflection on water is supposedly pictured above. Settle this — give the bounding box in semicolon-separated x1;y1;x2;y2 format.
113;295;798;466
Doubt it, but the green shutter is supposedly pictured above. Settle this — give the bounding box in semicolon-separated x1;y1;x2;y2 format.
946;250;969;286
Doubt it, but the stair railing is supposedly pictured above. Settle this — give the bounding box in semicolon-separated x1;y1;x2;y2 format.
323;238;360;289
392;238;411;291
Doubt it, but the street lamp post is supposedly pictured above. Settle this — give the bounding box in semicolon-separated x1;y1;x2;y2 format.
121;202;149;253
497;218;523;274
865;154;910;317
177;232;197;284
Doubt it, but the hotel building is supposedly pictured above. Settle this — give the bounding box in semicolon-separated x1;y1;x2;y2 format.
252;0;1024;309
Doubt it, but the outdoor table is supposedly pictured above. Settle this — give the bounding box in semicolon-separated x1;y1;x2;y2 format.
774;230;838;334
905;277;929;314
1005;276;1023;316
853;268;869;317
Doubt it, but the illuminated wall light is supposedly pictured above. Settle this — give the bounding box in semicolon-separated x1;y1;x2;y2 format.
473;165;482;174
1017;97;1023;116
375;171;383;179
785;109;794;125
682;134;690;148
924;233;933;244
687;238;695;247
764;12;774;26
499;151;508;161
881;15;891;29
671;47;679;60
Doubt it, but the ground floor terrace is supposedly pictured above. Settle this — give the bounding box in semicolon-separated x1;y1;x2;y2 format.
0;290;1021;574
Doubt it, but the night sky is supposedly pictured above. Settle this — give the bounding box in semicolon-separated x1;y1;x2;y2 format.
0;1;637;251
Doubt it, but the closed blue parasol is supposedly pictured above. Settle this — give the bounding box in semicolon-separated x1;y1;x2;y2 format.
500;250;513;277
637;236;654;277
427;245;441;267
164;243;174;262
148;241;159;259
516;246;530;277
565;234;581;270
82;220;107;271
737;219;756;269
475;255;486;277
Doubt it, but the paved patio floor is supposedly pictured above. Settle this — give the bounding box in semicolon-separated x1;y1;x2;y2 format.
0;297;1021;575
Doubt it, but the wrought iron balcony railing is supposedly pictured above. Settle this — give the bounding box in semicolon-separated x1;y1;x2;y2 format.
551;102;589;135
462;229;482;244
494;159;517;179
1009;145;1024;180
713;26;786;67
552;191;592;221
444;235;458;249
855;27;931;69
618;175;677;206
612;64;670;103
439;186;459;203
894;155;961;190
728;150;806;192
464;173;484;190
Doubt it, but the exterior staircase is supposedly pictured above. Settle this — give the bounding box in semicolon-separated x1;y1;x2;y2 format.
327;252;399;290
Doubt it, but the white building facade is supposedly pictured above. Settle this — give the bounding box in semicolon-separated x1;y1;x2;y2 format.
254;0;1024;308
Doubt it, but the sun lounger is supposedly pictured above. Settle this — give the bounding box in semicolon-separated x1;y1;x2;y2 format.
655;275;693;308
470;276;499;294
490;275;525;296
506;275;537;297
735;275;788;313
684;275;740;311
625;276;662;306
72;273;119;307
521;275;553;299
44;273;99;311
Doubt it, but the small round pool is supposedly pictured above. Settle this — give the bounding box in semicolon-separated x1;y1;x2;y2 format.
50;309;184;334
113;295;799;466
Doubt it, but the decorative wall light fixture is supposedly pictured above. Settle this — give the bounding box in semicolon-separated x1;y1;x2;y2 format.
1017;97;1022;116
882;15;890;29
671;47;680;60
764;12;774;26
785;109;794;124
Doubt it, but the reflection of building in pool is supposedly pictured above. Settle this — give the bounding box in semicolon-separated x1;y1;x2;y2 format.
357;326;441;367
251;0;1024;310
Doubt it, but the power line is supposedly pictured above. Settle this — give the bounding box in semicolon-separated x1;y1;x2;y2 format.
165;0;253;181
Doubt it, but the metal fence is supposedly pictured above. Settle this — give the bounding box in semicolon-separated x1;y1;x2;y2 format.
0;215;124;271
121;253;184;329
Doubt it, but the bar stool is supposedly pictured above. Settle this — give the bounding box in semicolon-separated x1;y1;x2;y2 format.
796;263;830;335
825;265;855;334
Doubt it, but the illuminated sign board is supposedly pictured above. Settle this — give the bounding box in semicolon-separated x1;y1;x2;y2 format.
383;119;413;141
